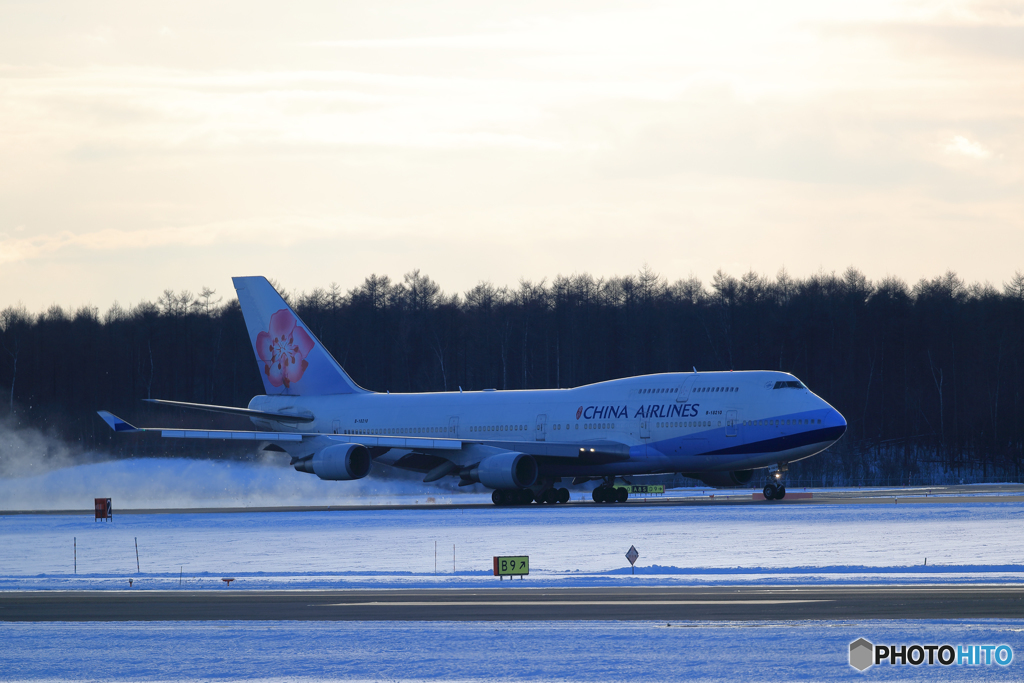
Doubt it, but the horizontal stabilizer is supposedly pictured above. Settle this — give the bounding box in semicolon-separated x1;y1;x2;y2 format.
143;398;315;423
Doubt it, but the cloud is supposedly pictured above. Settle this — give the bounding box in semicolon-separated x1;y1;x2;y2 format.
0;220;327;264
1;1;1023;310
0;213;440;265
944;135;992;158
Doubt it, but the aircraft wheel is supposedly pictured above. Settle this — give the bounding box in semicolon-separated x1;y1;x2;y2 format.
616;487;629;503
519;489;535;505
492;489;506;506
543;488;558;504
762;485;776;501
592;487;605;503
557;487;570;504
775;486;786;500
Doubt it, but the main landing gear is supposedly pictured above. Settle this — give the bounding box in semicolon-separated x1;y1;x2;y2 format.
762;464;788;500
491;487;569;506
592;478;629;504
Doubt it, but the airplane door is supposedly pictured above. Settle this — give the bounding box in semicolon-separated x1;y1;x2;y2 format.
639;420;651;439
726;410;738;437
448;416;459;438
535;414;547;441
676;375;696;402
332;419;340;435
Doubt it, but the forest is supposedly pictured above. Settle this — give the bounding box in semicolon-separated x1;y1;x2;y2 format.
2;267;1023;487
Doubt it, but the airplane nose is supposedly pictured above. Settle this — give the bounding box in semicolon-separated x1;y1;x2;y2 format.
833;409;847;438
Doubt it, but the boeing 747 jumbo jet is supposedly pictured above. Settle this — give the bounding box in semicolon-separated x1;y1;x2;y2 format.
99;276;847;505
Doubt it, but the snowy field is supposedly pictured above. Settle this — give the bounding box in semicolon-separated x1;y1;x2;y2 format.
3;458;1024;681
2;619;1022;682
2;498;1024;590
0;456;1018;588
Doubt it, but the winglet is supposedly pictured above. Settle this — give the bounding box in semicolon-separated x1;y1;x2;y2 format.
96;411;141;433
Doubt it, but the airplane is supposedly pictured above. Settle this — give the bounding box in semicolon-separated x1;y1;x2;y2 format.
98;276;847;505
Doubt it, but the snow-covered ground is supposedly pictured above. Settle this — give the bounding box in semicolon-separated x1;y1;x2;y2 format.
3;619;1022;682
1;457;1023;589
2;495;1023;590
3;459;1023;681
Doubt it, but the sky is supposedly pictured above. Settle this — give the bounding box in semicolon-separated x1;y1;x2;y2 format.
1;0;1022;312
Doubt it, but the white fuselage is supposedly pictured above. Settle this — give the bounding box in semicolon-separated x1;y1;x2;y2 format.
248;370;847;478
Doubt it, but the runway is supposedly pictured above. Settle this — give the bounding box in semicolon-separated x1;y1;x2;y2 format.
4;483;1023;516
3;585;1023;622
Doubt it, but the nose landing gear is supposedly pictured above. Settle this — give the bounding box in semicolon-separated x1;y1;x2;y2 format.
762;464;788;500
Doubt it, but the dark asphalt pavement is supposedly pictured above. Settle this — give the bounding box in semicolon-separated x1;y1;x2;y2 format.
3;585;1023;622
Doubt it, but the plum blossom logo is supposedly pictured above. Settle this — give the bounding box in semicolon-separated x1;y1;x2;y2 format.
256;309;315;389
576;406;583;420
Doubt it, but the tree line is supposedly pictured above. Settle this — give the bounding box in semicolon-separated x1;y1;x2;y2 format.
2;267;1023;486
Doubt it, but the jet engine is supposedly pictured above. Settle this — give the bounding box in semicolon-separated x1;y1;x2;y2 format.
691;469;754;488
468;452;538;489
294;443;371;481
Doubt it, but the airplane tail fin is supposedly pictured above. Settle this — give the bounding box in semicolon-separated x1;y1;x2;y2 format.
232;276;367;396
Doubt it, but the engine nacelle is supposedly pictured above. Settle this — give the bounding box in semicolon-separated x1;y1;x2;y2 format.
300;443;371;481
691;469;754;488
471;452;538;489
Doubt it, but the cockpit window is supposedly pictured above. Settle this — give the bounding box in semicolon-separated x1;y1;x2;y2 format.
773;380;805;389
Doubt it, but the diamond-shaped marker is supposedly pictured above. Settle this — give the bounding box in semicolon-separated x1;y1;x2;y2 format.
626;545;639;566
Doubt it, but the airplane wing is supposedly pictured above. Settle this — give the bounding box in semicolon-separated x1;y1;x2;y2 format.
96;411;459;450
96;411;626;459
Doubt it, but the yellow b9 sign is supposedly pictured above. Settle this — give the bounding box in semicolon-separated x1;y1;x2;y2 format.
493;556;529;576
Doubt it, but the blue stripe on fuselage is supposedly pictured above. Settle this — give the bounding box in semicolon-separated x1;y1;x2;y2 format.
650;425;846;456
704;425;847;455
